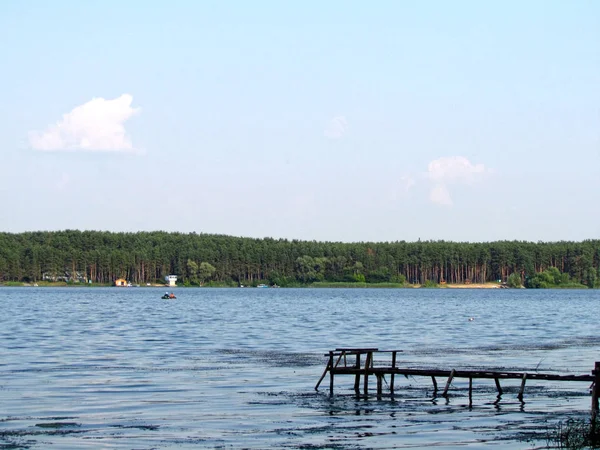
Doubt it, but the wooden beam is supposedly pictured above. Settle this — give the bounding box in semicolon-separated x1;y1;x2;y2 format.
363;351;372;395
518;373;527;400
354;353;361;392
592;362;600;424
495;378;503;396
468;377;473;403
390;351;397;395
443;369;456;397
329;367;594;383
315;351;333;391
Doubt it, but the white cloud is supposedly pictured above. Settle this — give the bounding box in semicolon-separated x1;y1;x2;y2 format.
29;94;141;153
324;116;347;139
429;184;453;206
427;156;486;184
426;156;489;206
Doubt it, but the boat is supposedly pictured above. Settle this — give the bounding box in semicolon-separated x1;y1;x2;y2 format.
161;294;176;299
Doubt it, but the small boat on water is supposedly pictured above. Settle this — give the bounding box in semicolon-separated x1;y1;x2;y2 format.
162;293;176;299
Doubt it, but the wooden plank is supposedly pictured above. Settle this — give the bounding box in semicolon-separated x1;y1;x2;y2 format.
328;367;594;382
335;347;378;353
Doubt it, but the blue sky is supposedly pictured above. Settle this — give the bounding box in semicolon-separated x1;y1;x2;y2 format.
1;0;598;242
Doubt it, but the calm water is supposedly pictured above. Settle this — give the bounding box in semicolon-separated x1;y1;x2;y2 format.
1;287;599;449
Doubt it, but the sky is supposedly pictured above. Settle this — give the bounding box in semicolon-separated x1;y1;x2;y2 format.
0;0;598;243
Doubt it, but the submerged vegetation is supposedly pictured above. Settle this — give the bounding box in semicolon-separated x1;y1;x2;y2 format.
0;230;599;288
546;418;600;449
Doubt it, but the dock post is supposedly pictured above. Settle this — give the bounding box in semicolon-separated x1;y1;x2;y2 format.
592;362;600;424
468;378;473;404
363;351;373;395
518;373;527;401
442;369;455;397
376;374;383;398
390;351;397;395
329;351;335;395
354;353;361;392
431;376;438;394
315;351;333;391
494;378;503;396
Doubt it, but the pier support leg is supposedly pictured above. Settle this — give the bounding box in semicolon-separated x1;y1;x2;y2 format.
494;378;503;396
592;362;600;425
354;353;361;392
363;352;372;395
431;376;438;394
390;351;397;395
518;373;527;401
377;374;383;398
442;369;455;397
315;351;333;391
468;378;473;404
329;352;335;395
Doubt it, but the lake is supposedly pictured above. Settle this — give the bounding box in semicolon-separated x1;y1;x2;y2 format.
1;287;599;449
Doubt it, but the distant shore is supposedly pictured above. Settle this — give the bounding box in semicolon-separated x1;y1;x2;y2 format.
442;283;506;289
2;281;508;289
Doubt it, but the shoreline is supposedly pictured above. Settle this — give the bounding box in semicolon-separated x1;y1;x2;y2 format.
2;282;507;289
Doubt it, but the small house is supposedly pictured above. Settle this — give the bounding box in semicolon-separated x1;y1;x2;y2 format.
115;278;127;287
165;275;178;287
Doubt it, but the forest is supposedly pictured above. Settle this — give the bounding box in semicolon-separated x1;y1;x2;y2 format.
0;230;599;288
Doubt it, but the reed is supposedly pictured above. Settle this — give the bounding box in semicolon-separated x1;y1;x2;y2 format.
546;418;599;449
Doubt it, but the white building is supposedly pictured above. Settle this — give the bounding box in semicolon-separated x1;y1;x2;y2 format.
165;275;178;287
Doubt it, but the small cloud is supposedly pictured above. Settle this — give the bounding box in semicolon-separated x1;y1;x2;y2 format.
426;156;489;206
427;156;486;184
29;94;141;153
429;184;453;206
399;175;416;193
324;116;347;139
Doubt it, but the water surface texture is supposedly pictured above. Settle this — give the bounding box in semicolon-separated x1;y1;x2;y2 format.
1;287;599;449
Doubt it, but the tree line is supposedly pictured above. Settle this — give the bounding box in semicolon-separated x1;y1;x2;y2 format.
0;230;598;288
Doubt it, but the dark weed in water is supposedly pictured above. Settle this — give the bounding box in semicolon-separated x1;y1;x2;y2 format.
0;440;35;449
0;416;76;423
218;348;324;367
110;424;159;431
257;386;597;448
544;418;600;449
34;422;80;429
0;429;85;437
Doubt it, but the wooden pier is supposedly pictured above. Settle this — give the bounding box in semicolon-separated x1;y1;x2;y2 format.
315;348;600;421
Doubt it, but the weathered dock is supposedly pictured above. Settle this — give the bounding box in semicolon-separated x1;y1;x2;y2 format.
315;348;600;422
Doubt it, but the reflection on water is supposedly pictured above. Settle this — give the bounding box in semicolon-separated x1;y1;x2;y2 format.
1;287;599;449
